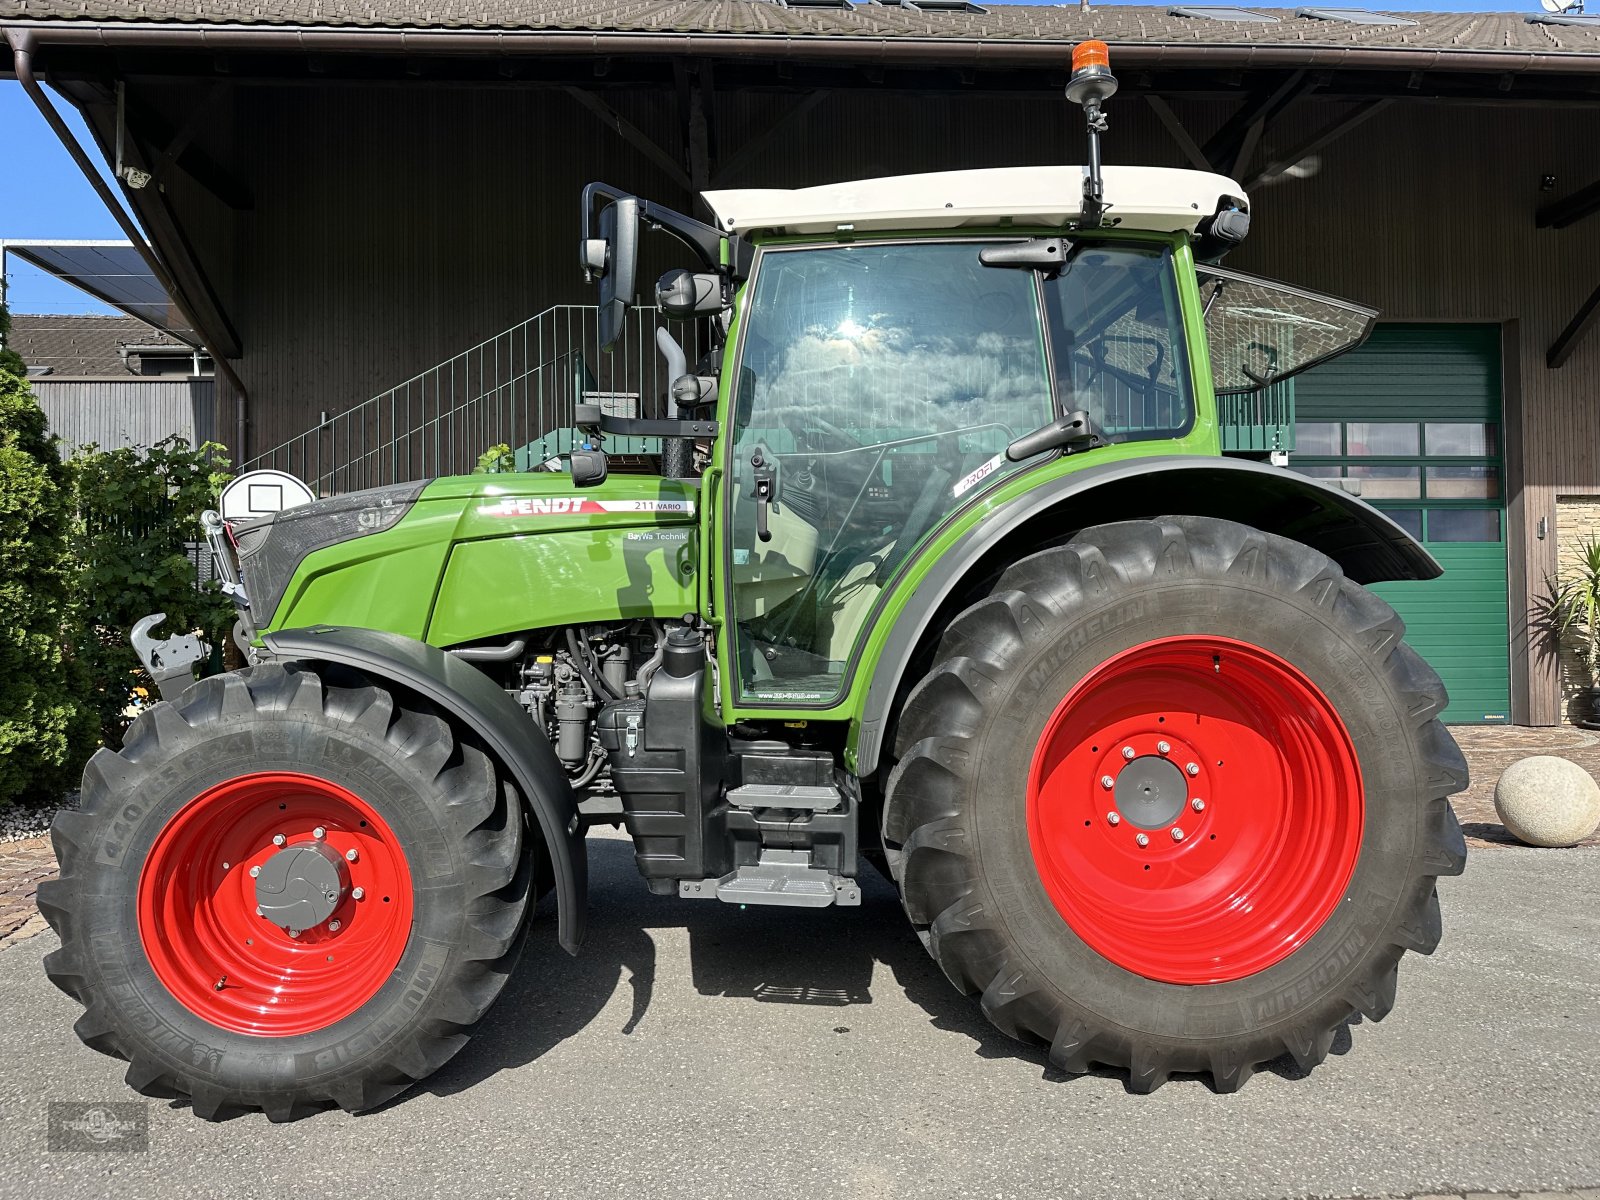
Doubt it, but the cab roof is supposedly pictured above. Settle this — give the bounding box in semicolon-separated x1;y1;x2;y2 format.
702;166;1247;239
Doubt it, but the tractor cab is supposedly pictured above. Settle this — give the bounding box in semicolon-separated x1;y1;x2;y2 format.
578;149;1374;716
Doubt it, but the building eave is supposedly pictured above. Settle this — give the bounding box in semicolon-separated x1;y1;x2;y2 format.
5;19;1600;77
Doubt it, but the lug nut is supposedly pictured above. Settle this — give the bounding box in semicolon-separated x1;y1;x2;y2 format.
287;928;300;939
249;865;261;878
328;919;342;932
1100;775;1115;790
1106;812;1121;826
272;833;286;847
1135;833;1149;847
352;887;365;901
1185;762;1200;777
1191;798;1206;813
1171;827;1185;842
313;826;326;840
345;847;359;862
1157;741;1171;755
254;906;263;917
1122;746;1136;760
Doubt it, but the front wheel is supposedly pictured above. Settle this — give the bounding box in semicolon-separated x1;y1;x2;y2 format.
884;516;1467;1091
39;663;532;1120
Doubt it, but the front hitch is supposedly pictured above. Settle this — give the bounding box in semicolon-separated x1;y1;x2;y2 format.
130;613;210;702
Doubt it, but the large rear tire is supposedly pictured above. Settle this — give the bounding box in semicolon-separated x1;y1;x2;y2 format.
884;516;1467;1091
39;662;532;1120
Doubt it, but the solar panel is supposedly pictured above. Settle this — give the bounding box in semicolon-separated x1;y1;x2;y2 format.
1296;7;1418;26
780;0;855;8
900;0;989;11
1169;6;1281;23
0;241;199;345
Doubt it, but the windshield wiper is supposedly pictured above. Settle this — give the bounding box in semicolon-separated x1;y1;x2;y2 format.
1006;409;1105;463
979;238;1082;275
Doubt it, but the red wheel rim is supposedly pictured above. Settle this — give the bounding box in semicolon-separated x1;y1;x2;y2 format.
1027;636;1364;985
137;771;414;1036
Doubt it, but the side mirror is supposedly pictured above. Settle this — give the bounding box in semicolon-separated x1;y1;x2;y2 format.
571;446;609;488
671;373;717;410
655;269;725;319
594;197;639;352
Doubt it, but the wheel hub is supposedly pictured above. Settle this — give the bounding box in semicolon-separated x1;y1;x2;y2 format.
253;840;349;932
1112;756;1188;830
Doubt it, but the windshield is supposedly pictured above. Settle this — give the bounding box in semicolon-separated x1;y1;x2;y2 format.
1198;266;1377;394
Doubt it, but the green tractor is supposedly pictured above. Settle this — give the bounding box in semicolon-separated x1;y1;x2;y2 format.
42;43;1466;1120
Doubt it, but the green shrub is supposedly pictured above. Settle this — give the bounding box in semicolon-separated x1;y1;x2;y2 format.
474;443;515;474
72;438;233;745
0;367;96;805
0;302;27;379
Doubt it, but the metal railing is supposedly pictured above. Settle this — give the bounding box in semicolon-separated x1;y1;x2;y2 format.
245;305;702;496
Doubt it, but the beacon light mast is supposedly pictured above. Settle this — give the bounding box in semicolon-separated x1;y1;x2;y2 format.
1067;39;1119;227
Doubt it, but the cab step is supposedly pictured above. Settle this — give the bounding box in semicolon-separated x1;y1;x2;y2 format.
726;783;843;812
679;849;862;908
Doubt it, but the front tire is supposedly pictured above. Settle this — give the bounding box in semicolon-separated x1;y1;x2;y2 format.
884;516;1467;1091
39;663;532;1120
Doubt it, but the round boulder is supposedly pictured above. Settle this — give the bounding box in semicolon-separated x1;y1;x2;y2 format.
1494;755;1600;848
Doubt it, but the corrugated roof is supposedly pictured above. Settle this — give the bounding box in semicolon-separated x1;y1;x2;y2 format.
7;313;161;377
2;2;1598;58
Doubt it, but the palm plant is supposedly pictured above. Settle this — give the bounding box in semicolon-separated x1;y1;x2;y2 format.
1551;534;1600;691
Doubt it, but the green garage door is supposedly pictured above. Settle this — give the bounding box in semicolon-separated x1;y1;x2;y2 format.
1292;325;1509;724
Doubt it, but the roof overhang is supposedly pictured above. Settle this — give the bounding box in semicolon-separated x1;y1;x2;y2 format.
5;21;1600;79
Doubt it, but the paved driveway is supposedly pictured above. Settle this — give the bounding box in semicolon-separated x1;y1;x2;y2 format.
1;831;1596;1200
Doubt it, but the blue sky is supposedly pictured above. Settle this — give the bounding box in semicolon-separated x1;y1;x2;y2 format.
0;0;1554;313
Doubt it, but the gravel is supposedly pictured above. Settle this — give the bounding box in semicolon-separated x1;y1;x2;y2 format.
0;793;73;844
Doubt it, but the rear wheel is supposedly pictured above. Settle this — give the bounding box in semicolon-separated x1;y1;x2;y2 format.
884;516;1467;1091
40;663;532;1120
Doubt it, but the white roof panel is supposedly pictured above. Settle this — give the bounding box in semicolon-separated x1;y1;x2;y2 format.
702;166;1247;237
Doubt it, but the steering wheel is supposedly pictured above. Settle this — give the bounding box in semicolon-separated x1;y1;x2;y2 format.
787;413;865;455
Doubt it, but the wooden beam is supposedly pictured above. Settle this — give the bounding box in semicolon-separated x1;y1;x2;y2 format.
1548;281;1600;370
113;89;254;210
1231;117;1265;180
709;90;832;188
1146;95;1211;172
1247;98;1392;190
1537;177;1600;230
563;86;693;192
77;94;244;358
1202;71;1309;172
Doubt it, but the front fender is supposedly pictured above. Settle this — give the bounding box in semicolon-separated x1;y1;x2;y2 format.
263;625;586;954
853;455;1440;778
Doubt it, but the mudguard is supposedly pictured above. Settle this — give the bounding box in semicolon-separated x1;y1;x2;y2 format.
854;455;1441;777
263;625;587;954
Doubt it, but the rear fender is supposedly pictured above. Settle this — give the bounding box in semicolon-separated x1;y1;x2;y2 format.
854;455;1440;779
263;625;587;954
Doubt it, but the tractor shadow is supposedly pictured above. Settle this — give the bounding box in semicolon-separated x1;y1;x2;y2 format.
416;833;1355;1102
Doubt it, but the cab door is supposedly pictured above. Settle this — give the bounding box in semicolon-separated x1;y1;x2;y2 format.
720;239;1055;710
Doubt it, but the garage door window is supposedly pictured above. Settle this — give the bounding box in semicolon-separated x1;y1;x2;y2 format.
1290;419;1501;542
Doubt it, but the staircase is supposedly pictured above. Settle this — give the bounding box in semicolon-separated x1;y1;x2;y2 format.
245;305;702;496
